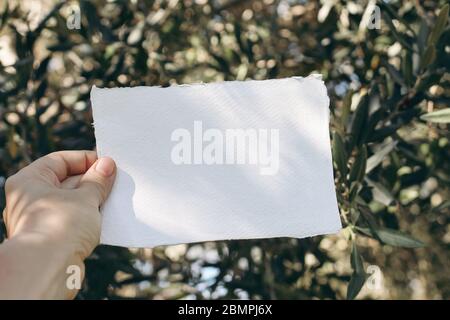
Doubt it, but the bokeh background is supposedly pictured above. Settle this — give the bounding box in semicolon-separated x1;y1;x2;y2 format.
0;0;449;299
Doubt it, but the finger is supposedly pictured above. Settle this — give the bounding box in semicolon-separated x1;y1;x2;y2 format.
78;157;116;207
33;150;97;182
60;174;83;189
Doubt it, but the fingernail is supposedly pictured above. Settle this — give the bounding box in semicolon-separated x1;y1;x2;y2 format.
95;157;115;177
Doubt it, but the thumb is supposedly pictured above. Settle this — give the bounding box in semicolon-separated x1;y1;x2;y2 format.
78;157;116;207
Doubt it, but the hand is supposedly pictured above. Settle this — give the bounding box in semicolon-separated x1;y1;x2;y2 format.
0;150;116;299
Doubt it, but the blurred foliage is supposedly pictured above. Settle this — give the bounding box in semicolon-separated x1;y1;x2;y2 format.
0;0;449;299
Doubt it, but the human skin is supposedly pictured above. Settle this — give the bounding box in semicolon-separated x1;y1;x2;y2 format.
0;151;116;299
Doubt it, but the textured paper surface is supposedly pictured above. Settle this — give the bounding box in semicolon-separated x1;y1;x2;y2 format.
91;75;341;248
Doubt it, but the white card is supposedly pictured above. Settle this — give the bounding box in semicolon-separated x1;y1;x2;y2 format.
91;75;341;248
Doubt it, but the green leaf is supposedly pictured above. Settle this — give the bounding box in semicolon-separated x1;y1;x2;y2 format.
420;45;436;70
366;178;395;206
402;50;413;87
350;94;370;147
341;89;353;127
347;243;366;300
347;273;366;300
357;227;425;248
366;107;384;139
381;12;414;52
368;124;401;143
357;206;384;243
382;59;406;87
428;4;449;45
378;2;415;35
366;141;397;173
417;20;429;55
350;206;361;224
350;242;365;274
349;146;367;184
420;108;450;123
349;182;362;204
332;132;348;179
34;79;48;100
34;56;51;80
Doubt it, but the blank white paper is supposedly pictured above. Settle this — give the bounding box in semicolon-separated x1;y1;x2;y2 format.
91;75;341;248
